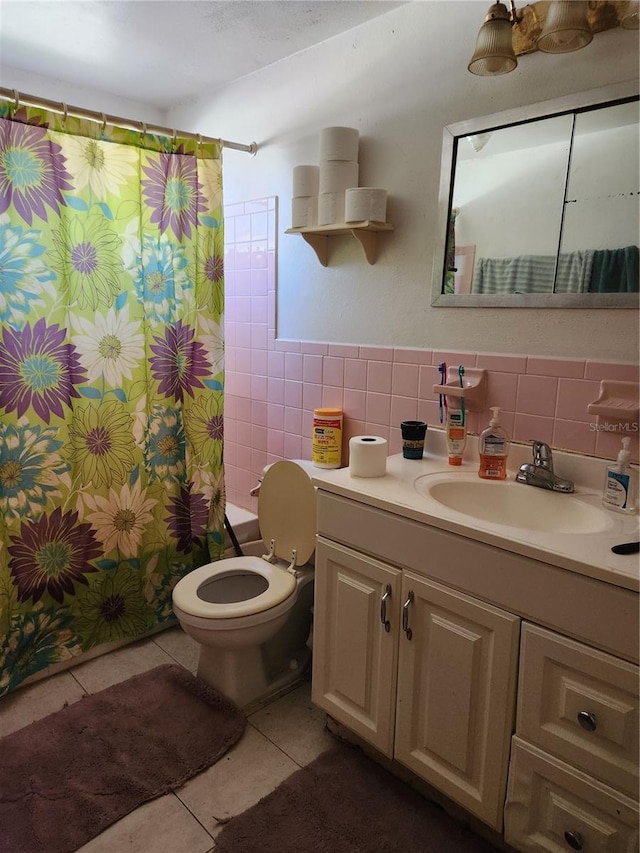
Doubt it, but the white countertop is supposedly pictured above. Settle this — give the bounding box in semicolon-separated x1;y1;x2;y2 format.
310;441;640;594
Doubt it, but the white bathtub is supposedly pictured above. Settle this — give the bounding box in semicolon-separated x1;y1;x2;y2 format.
224;503;260;554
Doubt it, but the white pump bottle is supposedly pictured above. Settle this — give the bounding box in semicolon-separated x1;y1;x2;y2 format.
602;437;638;514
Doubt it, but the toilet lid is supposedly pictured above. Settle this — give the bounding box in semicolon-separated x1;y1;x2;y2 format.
172;556;297;619
258;460;316;566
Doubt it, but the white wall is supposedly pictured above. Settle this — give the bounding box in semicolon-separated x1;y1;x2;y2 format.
167;1;639;361
0;66;165;127
562;123;639;252
454;139;569;259
454;121;639;259
2;3;638;361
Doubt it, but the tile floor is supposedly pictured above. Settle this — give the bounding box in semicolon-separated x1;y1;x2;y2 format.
1;626;336;853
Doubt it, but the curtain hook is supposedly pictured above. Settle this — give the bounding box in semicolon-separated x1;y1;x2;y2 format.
100;113;107;134
61;102;68;126
172;128;177;152
197;133;203;156
12;89;19;116
141;122;147;144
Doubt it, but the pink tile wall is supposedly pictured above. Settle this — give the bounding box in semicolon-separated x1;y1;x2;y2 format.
223;199;640;511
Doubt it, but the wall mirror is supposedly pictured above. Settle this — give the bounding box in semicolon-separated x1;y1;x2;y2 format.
431;81;639;308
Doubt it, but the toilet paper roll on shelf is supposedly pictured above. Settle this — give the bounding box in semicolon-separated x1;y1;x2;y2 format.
292;196;318;228
293;165;319;198
319;160;359;195
349;435;388;478
320;126;359;162
345;188;387;223
318;192;346;226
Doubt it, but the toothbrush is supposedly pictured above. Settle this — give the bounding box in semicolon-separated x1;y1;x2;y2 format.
438;362;447;424
458;364;465;425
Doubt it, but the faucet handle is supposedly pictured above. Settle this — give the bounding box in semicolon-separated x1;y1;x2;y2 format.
531;440;554;471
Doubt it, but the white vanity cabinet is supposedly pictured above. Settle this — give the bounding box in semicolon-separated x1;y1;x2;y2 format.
504;623;639;852
311;485;639;849
312;536;520;830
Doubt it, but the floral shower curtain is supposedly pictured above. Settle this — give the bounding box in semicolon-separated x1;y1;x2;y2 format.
0;104;226;695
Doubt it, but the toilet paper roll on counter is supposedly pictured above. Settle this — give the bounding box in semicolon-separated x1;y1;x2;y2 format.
345;188;387;223
349;435;388;478
292;196;318;228
293;165;319;198
320;126;359;161
319;160;359;195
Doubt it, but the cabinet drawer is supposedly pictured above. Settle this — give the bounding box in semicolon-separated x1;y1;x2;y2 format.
517;623;639;799
505;737;639;853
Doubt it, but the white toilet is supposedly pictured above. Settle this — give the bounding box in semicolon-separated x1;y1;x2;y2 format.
172;459;317;709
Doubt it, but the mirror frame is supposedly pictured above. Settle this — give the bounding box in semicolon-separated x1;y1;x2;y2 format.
431;81;639;309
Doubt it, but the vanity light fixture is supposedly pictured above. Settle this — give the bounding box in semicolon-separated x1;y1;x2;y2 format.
468;2;520;76
537;1;592;53
621;0;639;27
468;0;634;76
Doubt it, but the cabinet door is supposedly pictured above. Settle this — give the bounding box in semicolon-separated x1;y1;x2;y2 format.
505;737;639;852
311;537;400;757
395;571;520;831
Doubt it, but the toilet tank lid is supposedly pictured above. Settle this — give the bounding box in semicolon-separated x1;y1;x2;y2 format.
258;461;316;565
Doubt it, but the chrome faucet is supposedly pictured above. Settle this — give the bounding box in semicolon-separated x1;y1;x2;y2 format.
516;441;574;493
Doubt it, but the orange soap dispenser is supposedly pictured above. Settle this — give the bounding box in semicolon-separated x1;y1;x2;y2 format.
478;407;510;480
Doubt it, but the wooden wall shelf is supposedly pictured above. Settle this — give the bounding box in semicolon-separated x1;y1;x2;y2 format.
285;221;394;266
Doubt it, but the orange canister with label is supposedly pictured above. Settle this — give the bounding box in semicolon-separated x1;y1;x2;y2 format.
312;408;343;468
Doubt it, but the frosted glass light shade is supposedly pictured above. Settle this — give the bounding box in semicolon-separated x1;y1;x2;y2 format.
466;132;492;153
621;0;640;29
468;4;517;76
537;1;593;53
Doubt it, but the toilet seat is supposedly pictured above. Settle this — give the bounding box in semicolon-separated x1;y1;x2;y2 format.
172;556;296;619
173;460;317;622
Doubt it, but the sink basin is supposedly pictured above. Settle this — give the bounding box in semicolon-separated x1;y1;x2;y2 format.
414;474;614;534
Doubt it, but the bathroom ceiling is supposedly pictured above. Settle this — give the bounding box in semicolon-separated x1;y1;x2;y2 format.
0;0;407;108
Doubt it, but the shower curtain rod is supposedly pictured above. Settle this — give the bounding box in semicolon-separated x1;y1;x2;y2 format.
0;87;258;155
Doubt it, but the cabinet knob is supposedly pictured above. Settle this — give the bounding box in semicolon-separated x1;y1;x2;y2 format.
564;830;584;850
576;711;597;732
380;584;391;632
402;591;414;640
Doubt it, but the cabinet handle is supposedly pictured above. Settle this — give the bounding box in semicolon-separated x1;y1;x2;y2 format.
576;711;597;732
380;584;392;632
402;591;414;640
564;830;583;850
